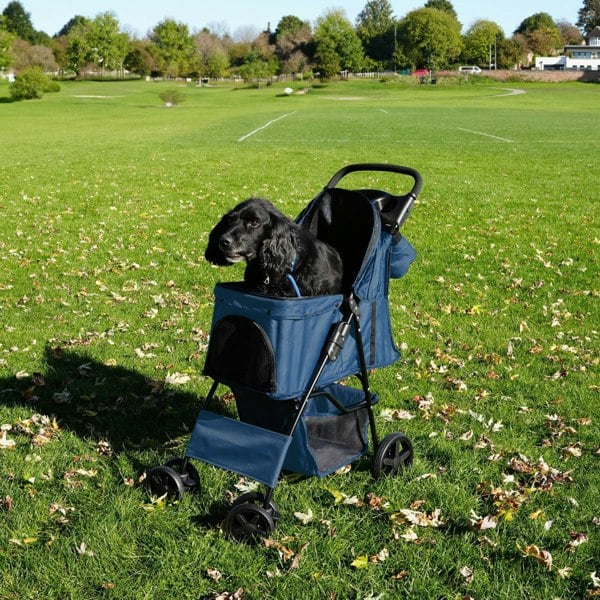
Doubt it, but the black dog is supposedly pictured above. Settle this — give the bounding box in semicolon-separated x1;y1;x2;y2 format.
205;198;343;297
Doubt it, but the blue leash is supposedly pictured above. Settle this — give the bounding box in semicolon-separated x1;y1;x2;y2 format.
287;255;302;297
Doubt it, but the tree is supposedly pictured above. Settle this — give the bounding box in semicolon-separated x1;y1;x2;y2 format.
272;15;312;75
462;20;503;67
65;13;129;77
577;0;600;34
396;7;462;70
2;1;37;43
526;28;563;55
515;12;556;35
10;38;59;72
356;0;396;69
272;15;305;41
57;16;90;38
65;18;93;77
87;12;129;74
123;38;155;77
194;30;230;78
314;9;365;77
556;20;583;45
515;13;562;55
0;28;16;71
424;0;458;21
497;37;526;69
149;19;195;77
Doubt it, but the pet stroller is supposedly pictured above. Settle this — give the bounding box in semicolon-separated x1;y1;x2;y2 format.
144;163;422;541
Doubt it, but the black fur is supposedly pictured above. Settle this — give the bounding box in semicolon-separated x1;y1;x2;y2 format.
205;198;343;297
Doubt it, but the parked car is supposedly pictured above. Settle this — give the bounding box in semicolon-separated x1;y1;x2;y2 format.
459;65;482;74
411;69;429;76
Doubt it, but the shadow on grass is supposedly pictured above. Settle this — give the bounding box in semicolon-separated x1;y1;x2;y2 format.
0;345;202;451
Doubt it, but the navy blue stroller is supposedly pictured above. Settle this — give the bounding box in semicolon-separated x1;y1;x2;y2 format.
144;164;422;541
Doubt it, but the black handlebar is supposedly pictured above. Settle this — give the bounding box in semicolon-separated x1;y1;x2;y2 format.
325;163;423;199
324;163;423;235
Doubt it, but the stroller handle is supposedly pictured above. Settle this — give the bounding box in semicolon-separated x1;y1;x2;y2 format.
324;163;423;234
325;163;423;198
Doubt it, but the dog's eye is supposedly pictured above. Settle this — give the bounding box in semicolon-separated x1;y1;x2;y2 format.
247;219;261;228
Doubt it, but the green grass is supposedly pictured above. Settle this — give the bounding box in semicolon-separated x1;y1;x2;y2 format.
0;77;598;599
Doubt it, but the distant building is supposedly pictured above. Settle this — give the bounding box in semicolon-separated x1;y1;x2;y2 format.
535;26;600;71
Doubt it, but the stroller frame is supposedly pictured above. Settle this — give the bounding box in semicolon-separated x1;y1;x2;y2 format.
144;164;422;542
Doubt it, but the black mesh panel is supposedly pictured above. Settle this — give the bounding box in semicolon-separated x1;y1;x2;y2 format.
204;316;276;391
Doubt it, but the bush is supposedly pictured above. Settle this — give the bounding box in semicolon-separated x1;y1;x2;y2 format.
9;66;60;100
159;88;185;106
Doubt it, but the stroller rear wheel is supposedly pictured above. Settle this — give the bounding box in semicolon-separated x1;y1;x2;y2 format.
372;432;413;478
144;465;186;500
223;502;275;542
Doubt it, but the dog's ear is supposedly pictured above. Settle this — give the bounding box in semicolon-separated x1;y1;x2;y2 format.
204;215;232;266
259;211;297;274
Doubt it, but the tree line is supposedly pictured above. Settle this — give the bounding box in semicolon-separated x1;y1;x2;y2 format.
1;0;599;80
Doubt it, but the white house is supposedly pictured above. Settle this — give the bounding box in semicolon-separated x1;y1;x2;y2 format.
535;26;600;71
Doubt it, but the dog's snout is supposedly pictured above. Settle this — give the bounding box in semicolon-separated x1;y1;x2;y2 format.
219;235;232;249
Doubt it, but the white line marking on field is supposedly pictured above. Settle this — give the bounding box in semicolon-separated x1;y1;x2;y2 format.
458;128;514;143
379;108;389;114
492;88;526;97
238;112;296;141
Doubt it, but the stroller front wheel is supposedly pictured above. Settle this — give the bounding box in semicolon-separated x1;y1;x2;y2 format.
164;457;201;493
372;432;413;479
232;492;280;524
144;465;187;501
223;502;275;542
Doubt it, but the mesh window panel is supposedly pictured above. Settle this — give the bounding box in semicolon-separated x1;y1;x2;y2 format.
204;315;276;392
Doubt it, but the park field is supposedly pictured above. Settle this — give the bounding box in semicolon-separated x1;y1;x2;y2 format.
0;77;598;599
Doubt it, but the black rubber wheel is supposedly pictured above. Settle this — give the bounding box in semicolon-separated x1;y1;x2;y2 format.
144;465;186;501
223;502;275;542
164;457;200;493
232;492;280;524
372;432;413;479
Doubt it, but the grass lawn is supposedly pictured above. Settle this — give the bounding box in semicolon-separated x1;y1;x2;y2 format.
0;77;598;599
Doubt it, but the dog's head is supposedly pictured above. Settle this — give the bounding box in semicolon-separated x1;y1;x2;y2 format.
205;198;296;267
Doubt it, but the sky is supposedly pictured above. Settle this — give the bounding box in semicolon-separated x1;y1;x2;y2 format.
11;1;580;38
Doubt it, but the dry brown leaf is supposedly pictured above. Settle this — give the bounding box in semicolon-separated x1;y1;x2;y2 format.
521;544;553;571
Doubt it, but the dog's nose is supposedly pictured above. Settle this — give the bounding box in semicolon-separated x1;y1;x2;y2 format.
219;235;232;249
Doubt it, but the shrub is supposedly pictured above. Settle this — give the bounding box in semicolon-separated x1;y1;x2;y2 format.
9;66;60;100
159;88;186;106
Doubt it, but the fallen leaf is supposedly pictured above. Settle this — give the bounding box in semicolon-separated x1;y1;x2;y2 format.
391;570;409;580
392;508;445;528
370;548;389;563
9;536;38;546
75;541;95;557
263;539;295;562
399;527;419;543
469;511;497;531
351;555;370;569
557;567;573;579
520;544;553;571
207;568;222;582
460;565;474;584
294;508;314;524
380;408;415;421
566;532;588;552
165;372;192;386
